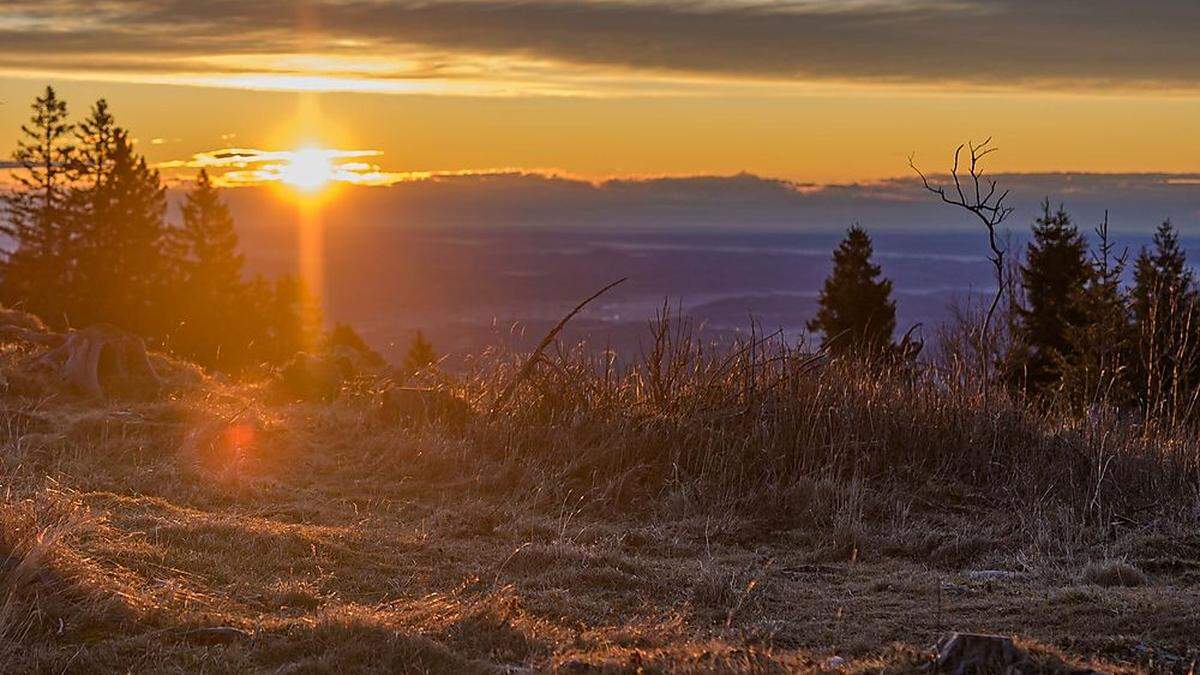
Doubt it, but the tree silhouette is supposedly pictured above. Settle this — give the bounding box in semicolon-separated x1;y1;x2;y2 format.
1058;212;1133;401
173;169;252;368
403;330;438;374
1012;201;1091;390
74;99;118;189
808;225;896;356
2;87;326;374
325;323;385;367
1131;219;1199;414
258;275;321;364
1;86;77;323
73;128;171;336
910;138;1013;340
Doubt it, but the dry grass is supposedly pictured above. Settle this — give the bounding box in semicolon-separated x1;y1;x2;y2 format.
1080;559;1148;588
0;312;1198;672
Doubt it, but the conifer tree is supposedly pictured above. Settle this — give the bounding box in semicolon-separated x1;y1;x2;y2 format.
1131;220;1199;412
3;88;313;374
1;86;77;322
74;99;118;189
403;330;438;374
325;323;385;367
173;169;250;368
1132;220;1195;324
1012;201;1090;389
807;225;896;356
74;129;172;336
1059;213;1134;401
257;276;321;364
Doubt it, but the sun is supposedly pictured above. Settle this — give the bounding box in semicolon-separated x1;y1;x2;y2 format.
278;147;336;193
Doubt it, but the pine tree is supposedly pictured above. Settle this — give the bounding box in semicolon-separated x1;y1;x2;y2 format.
403;330;437;374
1012;201;1091;389
255;275;321;364
1131;220;1199;413
807;225;896;356
74;129;172;336
1132;220;1194;324
1;86;77;323
74;99;118;189
173;169;251;368
325;323;385;367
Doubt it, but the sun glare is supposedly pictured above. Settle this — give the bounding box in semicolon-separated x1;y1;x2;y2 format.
278;147;337;192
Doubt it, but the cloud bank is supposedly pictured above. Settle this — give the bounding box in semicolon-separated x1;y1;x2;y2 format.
5;1;1200;94
211;171;1200;235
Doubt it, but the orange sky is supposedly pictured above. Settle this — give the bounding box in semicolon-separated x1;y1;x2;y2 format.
4;1;1200;185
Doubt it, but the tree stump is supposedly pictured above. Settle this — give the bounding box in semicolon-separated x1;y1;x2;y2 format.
37;324;162;399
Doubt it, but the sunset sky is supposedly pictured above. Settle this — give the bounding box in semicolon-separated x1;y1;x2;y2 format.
3;1;1200;186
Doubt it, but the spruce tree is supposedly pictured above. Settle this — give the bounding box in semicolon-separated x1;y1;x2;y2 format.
174;169;251;368
807;225;896;356
1;86;77;323
403;330;438;374
256;276;321;364
1013;201;1090;389
74;129;172;336
325;323;385;367
1059;214;1133;401
74;99;118;189
1132;220;1194;324
1131;220;1199;412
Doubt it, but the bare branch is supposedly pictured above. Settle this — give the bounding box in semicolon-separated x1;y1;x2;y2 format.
910;138;1014;356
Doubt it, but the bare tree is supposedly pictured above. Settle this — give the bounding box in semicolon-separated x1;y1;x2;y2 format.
909;138;1014;339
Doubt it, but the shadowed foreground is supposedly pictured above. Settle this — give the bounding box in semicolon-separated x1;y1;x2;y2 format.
2;317;1198;673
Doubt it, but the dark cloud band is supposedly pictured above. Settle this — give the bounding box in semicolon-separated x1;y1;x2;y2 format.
4;0;1200;90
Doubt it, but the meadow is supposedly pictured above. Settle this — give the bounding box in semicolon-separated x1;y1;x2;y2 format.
2;306;1197;673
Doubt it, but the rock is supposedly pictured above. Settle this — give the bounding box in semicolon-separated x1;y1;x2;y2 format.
377;386;471;427
824;655;846;669
932;633;1020;674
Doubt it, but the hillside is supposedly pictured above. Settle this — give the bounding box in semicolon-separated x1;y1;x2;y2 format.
1;310;1198;673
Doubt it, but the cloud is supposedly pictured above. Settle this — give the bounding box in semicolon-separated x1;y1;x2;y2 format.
204;170;1200;235
157;146;535;187
4;1;1200;94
